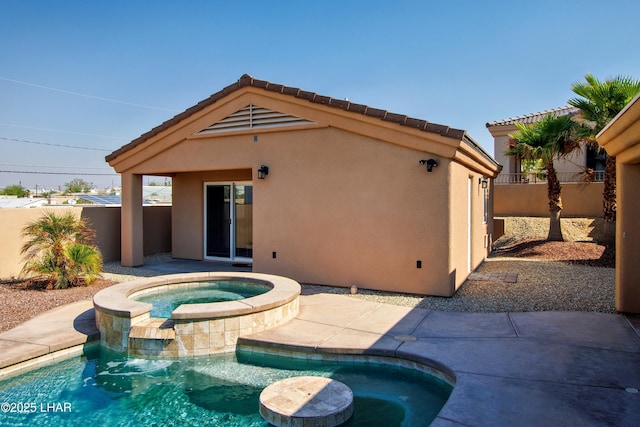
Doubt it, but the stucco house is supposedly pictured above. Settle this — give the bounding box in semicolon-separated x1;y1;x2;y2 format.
106;74;501;296
597;93;640;314
487;106;606;184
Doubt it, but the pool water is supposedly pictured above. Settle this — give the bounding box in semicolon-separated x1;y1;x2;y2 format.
132;281;269;318
0;348;452;426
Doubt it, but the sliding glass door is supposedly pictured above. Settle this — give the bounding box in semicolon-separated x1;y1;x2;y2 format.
205;183;252;261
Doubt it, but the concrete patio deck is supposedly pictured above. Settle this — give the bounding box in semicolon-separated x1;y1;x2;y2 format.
1;292;639;425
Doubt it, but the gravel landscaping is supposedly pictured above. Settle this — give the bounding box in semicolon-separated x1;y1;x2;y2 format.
0;217;617;333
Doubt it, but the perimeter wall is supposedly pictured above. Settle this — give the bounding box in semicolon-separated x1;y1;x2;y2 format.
494;182;604;217
0;206;171;279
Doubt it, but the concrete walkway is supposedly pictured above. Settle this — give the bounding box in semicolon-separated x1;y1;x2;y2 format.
1;294;639;426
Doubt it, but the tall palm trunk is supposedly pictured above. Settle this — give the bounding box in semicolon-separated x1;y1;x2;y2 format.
546;162;564;241
602;155;616;241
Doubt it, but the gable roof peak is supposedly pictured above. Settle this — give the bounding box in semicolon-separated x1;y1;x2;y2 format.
106;75;469;162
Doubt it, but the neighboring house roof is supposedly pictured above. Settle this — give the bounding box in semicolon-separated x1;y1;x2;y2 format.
107;74;487;163
486;106;580;128
0;197;48;208
77;186;172;205
143;185;172;204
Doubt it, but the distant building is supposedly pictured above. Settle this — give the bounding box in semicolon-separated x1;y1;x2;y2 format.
0;196;48;209
75;186;172;205
487;106;606;184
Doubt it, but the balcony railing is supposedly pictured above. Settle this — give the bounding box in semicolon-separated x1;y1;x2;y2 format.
495;170;606;184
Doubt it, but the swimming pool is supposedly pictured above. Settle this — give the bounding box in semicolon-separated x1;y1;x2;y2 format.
0;348;452;426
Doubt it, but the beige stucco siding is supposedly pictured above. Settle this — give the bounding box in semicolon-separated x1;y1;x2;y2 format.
451;161;494;292
255;128;451;295
597;94;640;313
165;126;453;295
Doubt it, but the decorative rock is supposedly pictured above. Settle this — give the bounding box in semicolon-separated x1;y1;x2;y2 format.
259;376;354;427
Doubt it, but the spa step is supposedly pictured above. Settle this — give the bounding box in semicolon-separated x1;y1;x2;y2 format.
129;318;176;340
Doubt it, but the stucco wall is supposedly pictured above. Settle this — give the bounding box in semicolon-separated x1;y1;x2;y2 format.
597;93;640;313
495;182;604;217
0;206;171;279
254;127;451;295
448;162;493;293
165;125;493;296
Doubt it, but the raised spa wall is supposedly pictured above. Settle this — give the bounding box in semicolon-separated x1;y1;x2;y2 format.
93;272;301;358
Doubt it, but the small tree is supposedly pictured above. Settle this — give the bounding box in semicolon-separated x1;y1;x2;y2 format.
569;74;640;239
507;114;583;241
20;211;103;289
0;184;28;198
64;178;94;194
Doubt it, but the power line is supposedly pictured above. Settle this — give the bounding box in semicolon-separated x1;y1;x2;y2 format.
0;76;179;112
0;170;117;176
0;122;128;140
0;136;113;151
0;163;112;170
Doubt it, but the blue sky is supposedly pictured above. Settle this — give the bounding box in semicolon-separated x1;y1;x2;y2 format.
1;0;639;190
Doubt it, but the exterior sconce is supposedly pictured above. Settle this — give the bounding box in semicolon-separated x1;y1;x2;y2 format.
257;165;269;179
480;176;488;189
419;159;438;173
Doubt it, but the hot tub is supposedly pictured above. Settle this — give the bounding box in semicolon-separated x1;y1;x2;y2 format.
93;272;301;357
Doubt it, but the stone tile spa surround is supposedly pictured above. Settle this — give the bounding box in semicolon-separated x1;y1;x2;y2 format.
93;272;301;357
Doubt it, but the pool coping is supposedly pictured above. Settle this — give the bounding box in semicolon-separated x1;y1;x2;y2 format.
1;294;640;425
92;272;301;320
92;272;301;356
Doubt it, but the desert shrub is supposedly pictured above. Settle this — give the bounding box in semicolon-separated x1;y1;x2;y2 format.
20;211;103;289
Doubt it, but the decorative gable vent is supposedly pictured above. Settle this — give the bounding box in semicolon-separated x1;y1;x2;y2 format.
198;104;315;134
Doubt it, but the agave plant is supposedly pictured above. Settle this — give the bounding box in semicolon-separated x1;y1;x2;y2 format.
20;211;103;289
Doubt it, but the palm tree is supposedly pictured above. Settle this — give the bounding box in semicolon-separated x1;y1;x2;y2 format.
507;114;582;241
20;211;103;289
568;74;640;239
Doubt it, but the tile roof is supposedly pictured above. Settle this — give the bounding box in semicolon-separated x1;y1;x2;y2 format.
106;74;468;162
486;106;580;128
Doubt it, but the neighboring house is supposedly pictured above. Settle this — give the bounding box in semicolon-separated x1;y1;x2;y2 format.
76;186;172;205
487;106;606;184
0;196;48;209
597;93;640;314
106;74;501;296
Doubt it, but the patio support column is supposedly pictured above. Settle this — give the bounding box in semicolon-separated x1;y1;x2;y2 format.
121;172;144;267
616;162;640;313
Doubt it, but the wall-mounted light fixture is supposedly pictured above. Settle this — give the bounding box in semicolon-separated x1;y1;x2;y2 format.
479;176;488;189
257;165;269;179
419;158;438;173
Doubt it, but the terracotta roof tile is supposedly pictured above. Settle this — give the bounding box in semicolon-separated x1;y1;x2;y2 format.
311;94;332;105
106;74;469;162
296;90;316;101
364;106;387;119
265;83;284;93
404;117;428;129
281;86;300;96
345;102;367;114
383;112;408;124
486;106;580;127
327;98;349;110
